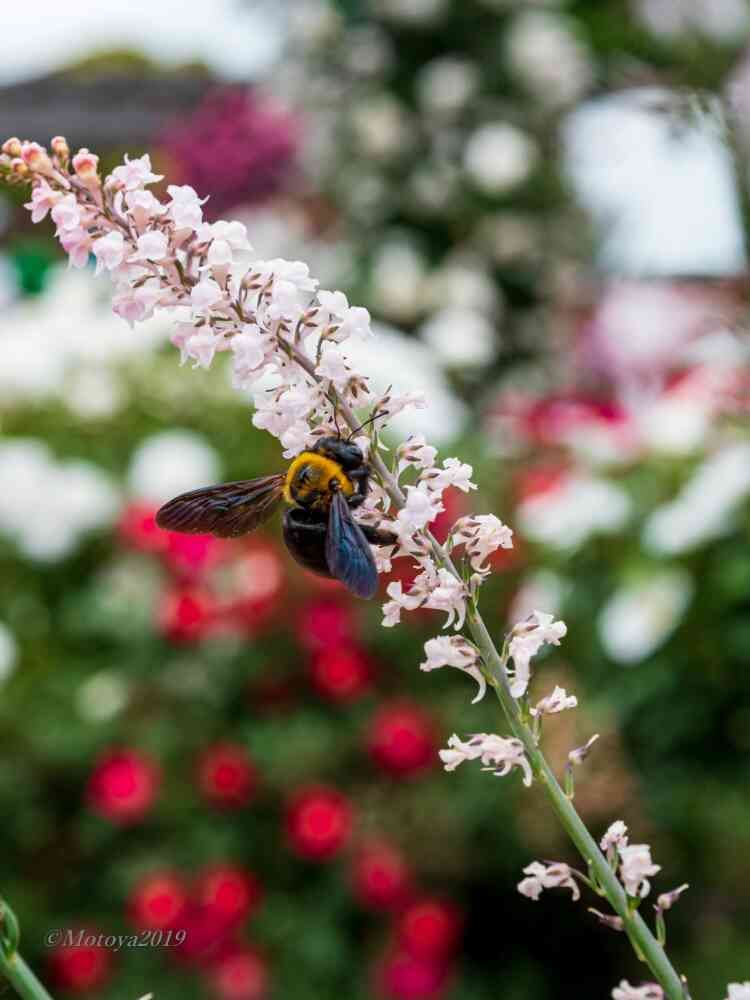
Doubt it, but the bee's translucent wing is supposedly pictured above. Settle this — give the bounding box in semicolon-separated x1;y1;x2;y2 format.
155;475;285;538
325;490;379;599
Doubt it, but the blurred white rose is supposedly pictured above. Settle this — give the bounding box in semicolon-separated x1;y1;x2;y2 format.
506;11;592;106
350;95;412;160
425;259;501;315
637;0;748;41
518;472;631;550
128;430;221;504
0;267;172;408
598;569;693;664
77;670;129;723
376;0;448;24
643;443;750;555
0;622;18;684
416;57;480;117
419;307;499;368
464;123;538;196
370;239;428;322
0;440;119;561
346;322;467;444
509;570;567;625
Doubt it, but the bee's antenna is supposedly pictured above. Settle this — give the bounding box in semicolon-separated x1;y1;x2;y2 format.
347;409;385;442
328;393;342;438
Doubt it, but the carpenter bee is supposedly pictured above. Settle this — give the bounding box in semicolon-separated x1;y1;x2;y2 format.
155;436;396;599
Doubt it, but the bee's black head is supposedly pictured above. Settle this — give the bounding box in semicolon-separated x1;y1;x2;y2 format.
313;436;365;471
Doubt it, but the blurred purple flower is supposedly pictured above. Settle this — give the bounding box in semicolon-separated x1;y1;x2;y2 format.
159;87;299;217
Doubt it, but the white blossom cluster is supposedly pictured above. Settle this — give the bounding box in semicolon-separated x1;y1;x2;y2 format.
4;140;517;642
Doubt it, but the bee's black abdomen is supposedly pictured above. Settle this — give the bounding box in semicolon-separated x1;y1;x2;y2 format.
282;507;332;577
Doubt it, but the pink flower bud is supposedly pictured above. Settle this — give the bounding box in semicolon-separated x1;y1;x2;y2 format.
73;148;99;182
2;137;22;158
10;158;29;178
50;136;70;159
20;141;53;174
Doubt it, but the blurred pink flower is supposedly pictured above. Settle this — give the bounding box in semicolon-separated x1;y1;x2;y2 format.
160;87;299;217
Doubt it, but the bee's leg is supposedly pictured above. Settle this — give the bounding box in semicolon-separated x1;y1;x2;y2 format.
347;465;371;509
359;523;398;547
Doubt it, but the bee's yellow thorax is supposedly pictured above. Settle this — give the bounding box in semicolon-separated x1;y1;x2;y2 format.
284;452;354;508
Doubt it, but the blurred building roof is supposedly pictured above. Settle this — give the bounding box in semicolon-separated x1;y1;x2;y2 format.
0;70;212;149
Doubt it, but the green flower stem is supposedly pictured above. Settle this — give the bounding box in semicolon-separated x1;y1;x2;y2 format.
466;612;685;1000
0;900;55;1000
289;341;686;996
0;950;55;1000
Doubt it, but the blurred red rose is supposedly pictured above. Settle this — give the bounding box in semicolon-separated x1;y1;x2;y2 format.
296;599;356;650
223;541;286;633
309;644;373;703
397;898;462;960
351;839;413;911
207;946;269;1000
158;587;217;644
286;785;353;861
196;865;263;927
375;950;448;1000
164;531;223;578
87;749;160;824
174;903;234;966
514;462;569;504
367;702;437;778
198;743;258;810
48;931;113;993
118;502;165;553
128;871;188;930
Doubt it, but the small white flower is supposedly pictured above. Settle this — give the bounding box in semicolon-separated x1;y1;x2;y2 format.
110;153;163;190
113;279;161;326
439;733;532;786
317;289;350;321
167;184;208;231
124;189;167;226
656;884;689;912
50;193;81;233
420;635;485;703
420;456;477;495
190;277;224;316
280;420;316;458
424;567;468;629
339;305;373;340
619;843;661;899
507;610;567;698
180;328;224;370
517;861;580;902
530;685;577;717
231;325;271;388
452;513;513;573
316;344;351;392
394;485;444;539
381;580;425;627
92;231;126;275
568;733;599;766
600;820;629;854
612;981;664;1000
725;985;750;1000
129;230;169;262
397;434;438;475
373;388;428;424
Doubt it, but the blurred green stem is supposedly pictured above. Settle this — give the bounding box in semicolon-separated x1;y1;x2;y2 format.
288;342;687;999
0;899;55;1000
